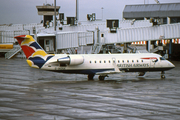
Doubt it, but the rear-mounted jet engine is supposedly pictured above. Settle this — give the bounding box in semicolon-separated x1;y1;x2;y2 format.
57;55;84;66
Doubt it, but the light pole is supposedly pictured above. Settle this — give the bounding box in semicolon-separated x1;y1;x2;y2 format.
76;0;78;24
54;0;56;31
101;7;104;21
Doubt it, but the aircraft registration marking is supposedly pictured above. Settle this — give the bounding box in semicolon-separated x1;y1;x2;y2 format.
55;67;66;70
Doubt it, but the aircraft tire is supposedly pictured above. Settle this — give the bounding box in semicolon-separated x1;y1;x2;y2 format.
138;72;146;76
99;76;105;81
88;74;95;80
161;71;165;79
161;75;166;79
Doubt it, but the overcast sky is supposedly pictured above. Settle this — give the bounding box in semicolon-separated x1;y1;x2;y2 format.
0;0;180;24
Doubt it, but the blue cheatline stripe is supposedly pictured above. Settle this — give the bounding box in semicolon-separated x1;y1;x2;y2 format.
29;56;53;68
51;69;114;74
51;67;174;75
29;42;43;50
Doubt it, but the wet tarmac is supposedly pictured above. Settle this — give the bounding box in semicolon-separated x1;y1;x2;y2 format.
0;58;180;120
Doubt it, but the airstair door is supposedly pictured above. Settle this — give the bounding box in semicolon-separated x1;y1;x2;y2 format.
150;59;158;68
150;60;155;68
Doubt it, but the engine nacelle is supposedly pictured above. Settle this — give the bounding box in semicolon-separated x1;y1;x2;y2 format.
57;55;84;66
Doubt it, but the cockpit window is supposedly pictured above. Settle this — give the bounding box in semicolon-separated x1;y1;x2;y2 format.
160;57;166;60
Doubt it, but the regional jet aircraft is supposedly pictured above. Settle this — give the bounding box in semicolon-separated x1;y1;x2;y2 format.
15;35;175;80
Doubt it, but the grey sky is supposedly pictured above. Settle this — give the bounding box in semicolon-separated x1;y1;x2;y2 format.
0;0;180;24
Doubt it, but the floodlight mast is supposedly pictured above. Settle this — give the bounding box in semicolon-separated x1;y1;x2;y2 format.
54;0;56;31
76;0;78;24
101;7;104;21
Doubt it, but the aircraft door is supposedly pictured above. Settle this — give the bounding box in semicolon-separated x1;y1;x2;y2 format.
150;59;158;68
150;60;155;68
45;39;54;52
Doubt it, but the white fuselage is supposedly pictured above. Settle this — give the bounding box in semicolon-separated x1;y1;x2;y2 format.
42;53;175;75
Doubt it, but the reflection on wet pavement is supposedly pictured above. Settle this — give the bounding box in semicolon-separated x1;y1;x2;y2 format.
0;58;180;120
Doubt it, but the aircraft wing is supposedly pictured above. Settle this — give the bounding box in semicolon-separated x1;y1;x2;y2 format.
96;62;121;75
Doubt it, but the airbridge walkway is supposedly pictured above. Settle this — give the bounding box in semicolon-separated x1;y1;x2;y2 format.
1;21;179;48
0;21;180;59
102;23;180;44
50;22;180;52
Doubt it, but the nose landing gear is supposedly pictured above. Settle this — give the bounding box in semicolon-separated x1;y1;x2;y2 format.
88;74;109;81
161;71;166;79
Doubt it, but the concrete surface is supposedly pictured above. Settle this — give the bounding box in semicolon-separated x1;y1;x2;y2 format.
0;58;180;120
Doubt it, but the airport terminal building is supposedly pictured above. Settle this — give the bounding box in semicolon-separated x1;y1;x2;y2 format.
123;3;180;24
0;2;180;60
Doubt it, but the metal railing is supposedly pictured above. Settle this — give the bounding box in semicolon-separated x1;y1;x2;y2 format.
5;46;21;59
91;44;102;54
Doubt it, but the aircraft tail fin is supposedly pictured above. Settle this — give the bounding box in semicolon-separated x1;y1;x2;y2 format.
14;35;54;68
15;35;47;59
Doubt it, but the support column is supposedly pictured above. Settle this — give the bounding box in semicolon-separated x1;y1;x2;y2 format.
146;41;149;51
96;27;100;44
167;17;170;24
124;43;127;53
158;40;162;46
169;39;172;60
146;41;151;52
144;17;148;20
81;46;84;54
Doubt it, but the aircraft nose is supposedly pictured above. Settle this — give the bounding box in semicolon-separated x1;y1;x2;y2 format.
168;61;175;68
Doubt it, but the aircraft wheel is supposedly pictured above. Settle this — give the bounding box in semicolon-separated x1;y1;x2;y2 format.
138;72;146;76
99;76;105;81
88;74;95;80
161;74;166;79
161;71;165;79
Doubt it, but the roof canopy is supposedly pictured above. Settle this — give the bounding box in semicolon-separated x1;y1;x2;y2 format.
123;3;180;19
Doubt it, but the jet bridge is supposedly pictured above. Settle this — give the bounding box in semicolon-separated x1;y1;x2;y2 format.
102;23;180;44
101;23;180;59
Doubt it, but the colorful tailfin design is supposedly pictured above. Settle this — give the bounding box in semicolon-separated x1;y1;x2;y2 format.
15;35;54;68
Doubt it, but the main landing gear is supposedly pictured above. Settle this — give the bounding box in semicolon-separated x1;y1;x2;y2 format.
138;72;146;77
161;71;166;79
88;74;95;80
87;74;108;81
98;75;107;81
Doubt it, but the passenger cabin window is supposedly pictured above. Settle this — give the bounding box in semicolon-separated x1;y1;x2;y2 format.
90;61;91;63
160;57;166;60
95;61;96;63
118;60;120;63
137;60;139;62
99;61;101;63
104;60;106;63
109;60;111;63
132;60;134;62
122;60;124;63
